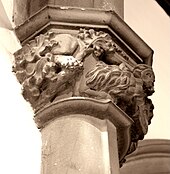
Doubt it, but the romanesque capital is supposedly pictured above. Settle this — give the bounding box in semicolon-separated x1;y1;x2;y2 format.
13;28;155;164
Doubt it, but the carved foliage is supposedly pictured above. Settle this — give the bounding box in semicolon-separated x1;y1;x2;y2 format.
13;29;155;139
13;28;155;140
13;32;85;110
13;28;155;165
13;29;133;111
77;28;131;65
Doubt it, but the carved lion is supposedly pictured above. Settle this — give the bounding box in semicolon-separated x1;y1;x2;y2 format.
84;61;155;112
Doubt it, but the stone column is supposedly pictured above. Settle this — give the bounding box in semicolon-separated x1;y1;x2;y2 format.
12;0;155;174
120;139;170;174
36;98;132;174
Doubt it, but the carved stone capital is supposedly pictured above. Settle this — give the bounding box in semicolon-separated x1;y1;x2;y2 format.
13;28;155;166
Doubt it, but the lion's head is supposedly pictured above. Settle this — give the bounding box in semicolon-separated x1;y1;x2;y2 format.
133;64;155;96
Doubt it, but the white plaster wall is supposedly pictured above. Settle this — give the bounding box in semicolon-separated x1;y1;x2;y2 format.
0;1;41;174
0;34;41;173
0;0;169;174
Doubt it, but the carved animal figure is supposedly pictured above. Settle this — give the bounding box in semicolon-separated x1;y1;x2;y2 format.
85;61;154;104
84;61;155;138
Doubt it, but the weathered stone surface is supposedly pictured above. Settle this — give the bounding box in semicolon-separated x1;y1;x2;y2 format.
13;29;155;146
35;97;133;162
13;5;153;67
94;0;123;16
35;97;133;172
13;0;124;26
13;29;155;169
41;116;119;174
13;0;155;172
13;30;129;110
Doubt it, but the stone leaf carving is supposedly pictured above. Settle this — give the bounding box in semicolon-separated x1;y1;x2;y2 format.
13;29;132;111
13;32;86;111
13;28;155;145
13;28;155;165
77;28;133;67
